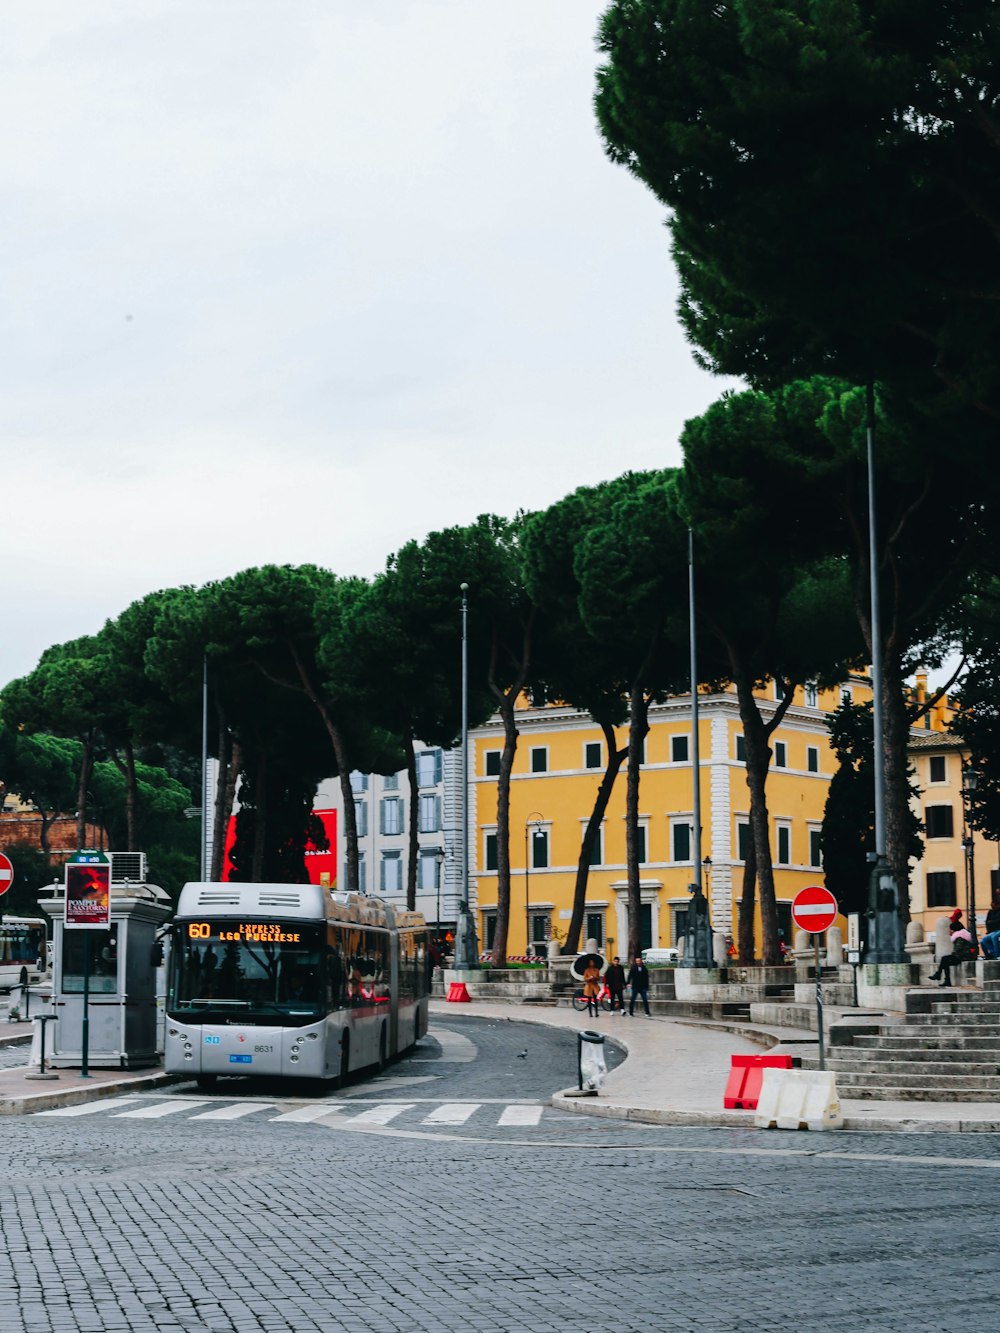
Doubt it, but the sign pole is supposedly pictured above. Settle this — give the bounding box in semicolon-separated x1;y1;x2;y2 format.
81;933;91;1079
792;886;837;1075
814;933;825;1071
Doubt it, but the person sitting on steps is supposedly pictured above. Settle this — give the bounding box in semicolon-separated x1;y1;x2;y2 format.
929;916;976;987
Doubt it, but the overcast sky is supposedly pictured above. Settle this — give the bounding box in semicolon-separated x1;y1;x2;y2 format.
0;2;740;688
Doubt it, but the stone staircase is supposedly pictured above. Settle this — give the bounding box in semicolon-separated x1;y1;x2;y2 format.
801;980;1000;1102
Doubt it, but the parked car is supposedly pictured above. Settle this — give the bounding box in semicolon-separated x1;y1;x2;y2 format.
642;947;679;966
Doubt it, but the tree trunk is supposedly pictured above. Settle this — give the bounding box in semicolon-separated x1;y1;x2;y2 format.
75;733;95;851
738;837;757;964
251;749;268;882
288;643;359;893
39;811;55;859
625;685;650;960
404;727;418;912
882;652;913;921
489;695;518;967
563;719;628;956
210;722;232;882
121;738;139;852
734;676;780;965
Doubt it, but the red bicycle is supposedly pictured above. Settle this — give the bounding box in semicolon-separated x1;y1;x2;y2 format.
572;982;614;1014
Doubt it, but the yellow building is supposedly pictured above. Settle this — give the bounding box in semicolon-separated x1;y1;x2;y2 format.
908;729;998;939
470;675;873;957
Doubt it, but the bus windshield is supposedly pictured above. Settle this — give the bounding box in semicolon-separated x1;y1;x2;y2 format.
169;920;324;1026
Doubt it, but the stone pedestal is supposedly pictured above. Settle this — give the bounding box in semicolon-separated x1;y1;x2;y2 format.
824;926;844;967
857;961;919;1011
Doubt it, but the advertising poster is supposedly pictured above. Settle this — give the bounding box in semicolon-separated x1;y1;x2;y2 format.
65;861;111;929
221;809;337;887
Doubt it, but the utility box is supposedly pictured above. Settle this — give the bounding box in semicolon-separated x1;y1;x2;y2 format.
40;870;171;1070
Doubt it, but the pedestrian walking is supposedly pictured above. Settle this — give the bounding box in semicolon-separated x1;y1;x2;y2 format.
627;955;651;1016
606;956;626;1014
582;959;602;1019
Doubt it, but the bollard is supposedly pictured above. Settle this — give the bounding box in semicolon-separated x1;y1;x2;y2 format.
577;1029;606;1095
24;1014;59;1082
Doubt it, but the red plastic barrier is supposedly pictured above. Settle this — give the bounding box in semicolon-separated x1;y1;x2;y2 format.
446;982;471;1003
723;1053;794;1109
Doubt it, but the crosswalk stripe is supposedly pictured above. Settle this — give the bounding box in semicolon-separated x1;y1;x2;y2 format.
347;1103;415;1125
270;1104;345;1124
497;1105;544;1127
35;1097;142;1118
189;1102;274;1121
422;1103;477;1125
112;1100;211;1119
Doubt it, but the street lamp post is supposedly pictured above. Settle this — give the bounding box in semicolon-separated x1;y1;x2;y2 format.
963;765;980;952
525;812;544;959
434;846;446;945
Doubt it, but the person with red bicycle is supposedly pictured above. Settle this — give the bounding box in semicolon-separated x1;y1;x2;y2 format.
582;958;602;1018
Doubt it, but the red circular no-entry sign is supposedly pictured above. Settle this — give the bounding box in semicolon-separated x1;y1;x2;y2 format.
0;851;13;897
791;884;838;934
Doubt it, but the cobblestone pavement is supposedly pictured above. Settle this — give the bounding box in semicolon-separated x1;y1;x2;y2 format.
0;1039;31;1071
0;1018;997;1332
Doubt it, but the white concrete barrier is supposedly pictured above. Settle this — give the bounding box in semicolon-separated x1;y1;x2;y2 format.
754;1067;843;1132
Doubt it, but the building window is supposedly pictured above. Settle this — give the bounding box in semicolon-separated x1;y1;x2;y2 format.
809;827;822;869
485;750;501;777
805;682;818;708
383;773;399;792
671;734;689;763
350;771;368;794
586;911;604;949
925;805;954;839
928;755;947;784
380;798;404;836
926;871;957;908
484;913;497;950
635;824;647;865
380;851;402;893
416;749;443;788
584;741;602;769
531;829;549;870
841;688;852;707
735;734;746;762
585;827;604;867
736;819;751;863
807;746;819;774
530;914;549;954
484;832;498;873
775;823;791;866
774;740;787;768
530;747;548;773
671;820;692;863
418;794;441;834
356;802;369;839
356;853;367;895
418;850;441;892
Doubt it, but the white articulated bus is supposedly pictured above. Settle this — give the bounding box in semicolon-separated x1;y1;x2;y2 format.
165;882;429;1089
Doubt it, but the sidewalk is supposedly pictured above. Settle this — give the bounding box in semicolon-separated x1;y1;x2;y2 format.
431;998;1000;1133
3;1002;998;1130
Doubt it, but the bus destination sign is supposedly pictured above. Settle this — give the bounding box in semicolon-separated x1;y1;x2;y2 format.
187;922;302;944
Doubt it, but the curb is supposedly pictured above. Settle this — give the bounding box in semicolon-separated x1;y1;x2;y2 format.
0;1070;183;1117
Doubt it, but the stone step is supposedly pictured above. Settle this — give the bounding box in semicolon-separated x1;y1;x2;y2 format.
835;1045;1000;1065
904;1016;1000;1029
836;1084;1000;1103
829;1069;1000;1092
808;1055;1000;1076
855;1035;1000;1052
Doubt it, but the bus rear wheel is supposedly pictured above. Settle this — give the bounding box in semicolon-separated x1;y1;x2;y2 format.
196;1074;217;1093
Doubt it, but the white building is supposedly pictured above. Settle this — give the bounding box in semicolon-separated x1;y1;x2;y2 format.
316;743;466;935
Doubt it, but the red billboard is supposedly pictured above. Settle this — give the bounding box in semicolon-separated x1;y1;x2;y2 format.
221;809;337;887
65;861;111;929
